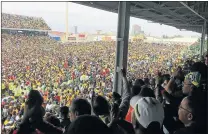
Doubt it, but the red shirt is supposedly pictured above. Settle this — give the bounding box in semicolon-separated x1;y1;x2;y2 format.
2;101;6;106
55;95;60;102
106;68;110;74
64;61;68;68
26;81;30;86
125;105;134;123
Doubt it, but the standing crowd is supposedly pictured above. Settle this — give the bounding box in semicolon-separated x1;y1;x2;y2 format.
1;13;207;134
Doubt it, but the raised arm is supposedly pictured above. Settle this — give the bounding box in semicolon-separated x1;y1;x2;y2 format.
119;69;131;119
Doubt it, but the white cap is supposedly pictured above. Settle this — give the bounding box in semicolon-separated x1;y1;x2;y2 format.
134;97;164;128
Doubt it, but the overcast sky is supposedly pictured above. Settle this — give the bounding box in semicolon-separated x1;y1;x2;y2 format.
2;2;201;37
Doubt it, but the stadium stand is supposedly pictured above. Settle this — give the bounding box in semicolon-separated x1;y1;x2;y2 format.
2;13;51;30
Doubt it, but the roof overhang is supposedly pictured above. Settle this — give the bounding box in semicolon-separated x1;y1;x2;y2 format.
74;1;208;33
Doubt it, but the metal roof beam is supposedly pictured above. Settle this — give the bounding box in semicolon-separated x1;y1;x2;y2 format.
164;23;202;27
135;13;172;18
130;6;186;12
199;12;208;17
134;2;189;24
130;8;151;12
159;2;170;7
179;2;207;22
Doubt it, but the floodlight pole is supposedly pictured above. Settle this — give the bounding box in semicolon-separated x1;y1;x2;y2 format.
113;2;130;95
66;2;69;42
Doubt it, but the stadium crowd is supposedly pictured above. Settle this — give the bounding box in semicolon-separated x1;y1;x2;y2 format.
2;13;51;30
1;14;208;134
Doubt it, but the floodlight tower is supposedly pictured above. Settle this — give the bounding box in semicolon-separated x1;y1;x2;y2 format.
66;2;69;41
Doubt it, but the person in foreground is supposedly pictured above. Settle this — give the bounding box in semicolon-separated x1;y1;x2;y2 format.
59;106;71;129
174;96;206;134
131;97;165;134
65;115;113;134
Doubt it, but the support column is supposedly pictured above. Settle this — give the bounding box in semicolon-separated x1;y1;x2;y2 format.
200;21;206;58
113;2;130;95
206;22;208;55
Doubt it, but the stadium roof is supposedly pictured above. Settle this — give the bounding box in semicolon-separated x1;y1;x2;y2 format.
74;1;208;33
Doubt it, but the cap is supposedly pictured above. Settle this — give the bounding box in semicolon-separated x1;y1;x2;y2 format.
134;97;164;128
185;72;201;87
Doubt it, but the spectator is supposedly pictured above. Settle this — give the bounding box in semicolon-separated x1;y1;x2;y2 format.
134;79;145;87
131;97;164;134
59;106;71;129
125;86;154;123
175;96;206;134
65;115;112;134
69;98;91;122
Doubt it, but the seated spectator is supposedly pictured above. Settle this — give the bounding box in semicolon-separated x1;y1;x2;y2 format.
175;96;206;134
59;106;71;129
69;98;91;122
131;97;164;134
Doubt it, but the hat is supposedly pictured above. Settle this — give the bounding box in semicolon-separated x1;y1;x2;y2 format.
134;97;164;128
185;72;201;87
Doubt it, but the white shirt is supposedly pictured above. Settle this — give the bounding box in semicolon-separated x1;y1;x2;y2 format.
46;104;53;111
15;115;20;121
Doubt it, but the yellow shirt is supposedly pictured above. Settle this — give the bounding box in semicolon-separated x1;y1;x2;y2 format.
9;82;14;90
2;83;5;90
4;120;9;125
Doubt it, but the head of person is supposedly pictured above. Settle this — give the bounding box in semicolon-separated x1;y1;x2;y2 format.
178;96;206;130
190;62;207;81
134;79;145;87
139;87;155;98
112;92;121;105
26;90;43;107
162;74;170;88
92;95;110;116
149;78;155;87
143;78;150;85
131;85;141;96
60;106;69;118
69;98;91;122
182;72;201;95
132;97;164;134
65;115;112;134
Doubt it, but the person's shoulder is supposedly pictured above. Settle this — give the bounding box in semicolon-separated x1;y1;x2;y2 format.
174;127;195;134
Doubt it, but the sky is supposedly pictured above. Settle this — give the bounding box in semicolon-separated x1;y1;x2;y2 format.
2;2;201;37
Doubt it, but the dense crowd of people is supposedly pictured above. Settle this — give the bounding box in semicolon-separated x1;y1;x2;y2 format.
1;24;208;134
2;13;51;30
